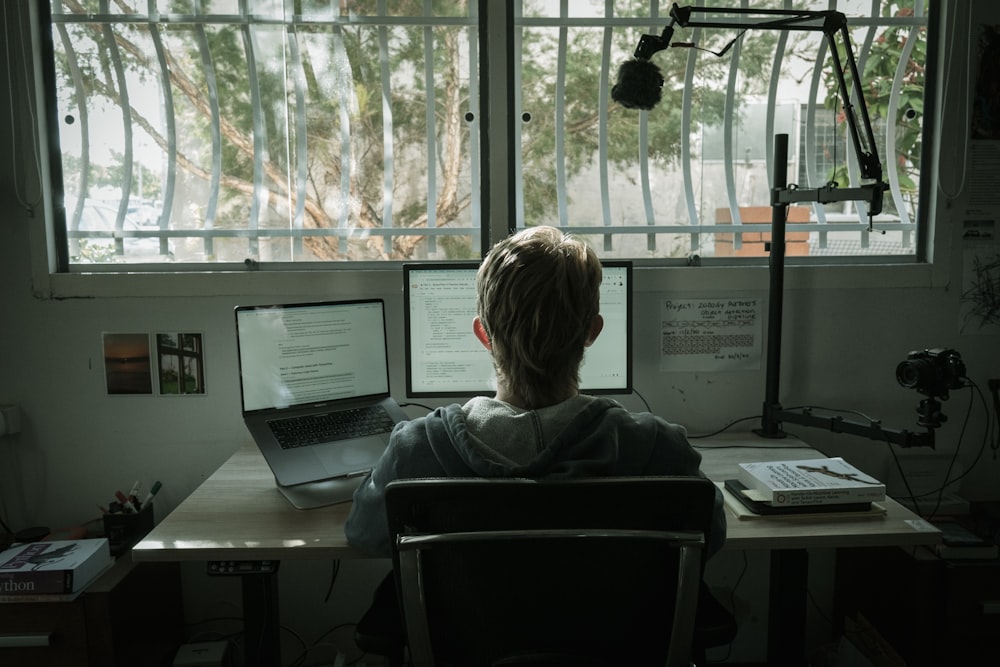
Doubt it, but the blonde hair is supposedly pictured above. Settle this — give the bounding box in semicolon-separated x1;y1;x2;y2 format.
476;226;602;409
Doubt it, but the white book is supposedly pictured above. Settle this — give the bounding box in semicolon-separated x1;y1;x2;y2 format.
736;457;886;507
0;538;113;597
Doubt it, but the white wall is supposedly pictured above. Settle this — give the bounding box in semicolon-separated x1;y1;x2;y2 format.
2;1;998;663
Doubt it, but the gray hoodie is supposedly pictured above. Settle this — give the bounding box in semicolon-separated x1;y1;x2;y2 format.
345;395;726;558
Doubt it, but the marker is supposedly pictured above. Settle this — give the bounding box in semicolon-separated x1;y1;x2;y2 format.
140;481;162;509
115;490;136;513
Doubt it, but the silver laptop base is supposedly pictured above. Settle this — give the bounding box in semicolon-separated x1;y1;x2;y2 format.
275;474;366;509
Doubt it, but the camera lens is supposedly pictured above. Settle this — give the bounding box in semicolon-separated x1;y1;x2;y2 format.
895;360;923;388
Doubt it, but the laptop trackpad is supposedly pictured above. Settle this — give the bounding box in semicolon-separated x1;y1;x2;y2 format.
314;436;388;475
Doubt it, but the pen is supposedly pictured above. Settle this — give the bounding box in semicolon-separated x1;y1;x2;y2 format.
140;481;162;508
115;490;136;513
128;480;141;505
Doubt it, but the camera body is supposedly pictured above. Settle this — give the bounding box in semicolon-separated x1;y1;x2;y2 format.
895;348;966;398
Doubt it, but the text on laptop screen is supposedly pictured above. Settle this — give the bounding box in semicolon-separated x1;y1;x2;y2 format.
236;300;390;412
403;262;632;397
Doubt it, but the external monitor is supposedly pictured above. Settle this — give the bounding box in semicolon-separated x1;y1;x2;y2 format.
403;260;633;398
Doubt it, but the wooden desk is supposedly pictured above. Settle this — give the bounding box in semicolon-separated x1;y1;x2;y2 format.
133;436;941;666
694;434;940;665
132;443;363;667
134;442;362;563
694;434;940;551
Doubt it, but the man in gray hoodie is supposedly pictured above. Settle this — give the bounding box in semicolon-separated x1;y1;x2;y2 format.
346;225;725;557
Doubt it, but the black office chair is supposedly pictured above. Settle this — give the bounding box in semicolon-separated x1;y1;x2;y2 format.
355;476;732;667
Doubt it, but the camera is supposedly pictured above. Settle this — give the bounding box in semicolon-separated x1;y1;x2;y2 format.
895;348;966;398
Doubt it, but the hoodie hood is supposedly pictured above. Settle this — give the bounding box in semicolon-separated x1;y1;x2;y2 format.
421;396;661;479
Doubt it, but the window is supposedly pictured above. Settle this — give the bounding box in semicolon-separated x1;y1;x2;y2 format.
47;0;481;266
41;0;933;269
514;0;933;260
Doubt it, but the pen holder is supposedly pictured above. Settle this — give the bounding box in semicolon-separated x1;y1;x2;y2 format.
103;503;154;558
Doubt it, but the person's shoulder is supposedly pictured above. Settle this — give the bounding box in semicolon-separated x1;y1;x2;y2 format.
585;398;665;426
389;403;466;446
601;404;690;444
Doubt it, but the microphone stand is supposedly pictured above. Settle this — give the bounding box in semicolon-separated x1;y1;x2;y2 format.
657;4;937;447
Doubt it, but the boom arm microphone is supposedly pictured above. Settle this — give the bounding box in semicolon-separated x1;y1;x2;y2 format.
611;59;665;110
610;19;676;110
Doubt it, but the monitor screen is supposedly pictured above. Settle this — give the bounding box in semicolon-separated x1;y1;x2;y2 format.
403;261;633;398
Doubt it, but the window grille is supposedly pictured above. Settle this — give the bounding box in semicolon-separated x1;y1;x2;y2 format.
44;1;931;269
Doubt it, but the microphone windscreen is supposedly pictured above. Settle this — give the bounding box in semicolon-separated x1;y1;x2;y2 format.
611;58;664;111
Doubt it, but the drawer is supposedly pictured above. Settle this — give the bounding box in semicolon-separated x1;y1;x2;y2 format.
0;599;90;667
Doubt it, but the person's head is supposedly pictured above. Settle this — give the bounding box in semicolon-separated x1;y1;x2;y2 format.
473;226;604;409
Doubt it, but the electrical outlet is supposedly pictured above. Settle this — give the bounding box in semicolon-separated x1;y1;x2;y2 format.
0;405;20;436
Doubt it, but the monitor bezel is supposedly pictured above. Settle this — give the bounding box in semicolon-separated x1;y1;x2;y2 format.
402;260;633;399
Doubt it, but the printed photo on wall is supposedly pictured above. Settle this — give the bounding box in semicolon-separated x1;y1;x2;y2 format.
104;333;153;395
156;333;206;395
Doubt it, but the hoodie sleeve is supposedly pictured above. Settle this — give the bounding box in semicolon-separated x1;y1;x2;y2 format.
643;417;727;559
345;410;460;557
344;438;401;558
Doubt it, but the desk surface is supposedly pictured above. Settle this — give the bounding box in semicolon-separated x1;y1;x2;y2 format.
132;435;940;563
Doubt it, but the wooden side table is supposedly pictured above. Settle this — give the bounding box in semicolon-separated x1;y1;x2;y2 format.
0;558;183;667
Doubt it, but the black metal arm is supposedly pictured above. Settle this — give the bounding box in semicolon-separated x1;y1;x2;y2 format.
660;3;887;213
635;5;936;446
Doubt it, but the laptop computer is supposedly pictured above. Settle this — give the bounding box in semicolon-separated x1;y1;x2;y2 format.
235;299;407;509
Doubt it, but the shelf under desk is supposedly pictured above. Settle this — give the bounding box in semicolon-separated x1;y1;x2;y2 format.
133;435;942;667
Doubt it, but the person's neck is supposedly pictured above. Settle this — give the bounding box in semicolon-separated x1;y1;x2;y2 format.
493;385;578;410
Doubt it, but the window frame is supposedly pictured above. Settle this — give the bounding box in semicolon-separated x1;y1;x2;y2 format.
26;0;946;300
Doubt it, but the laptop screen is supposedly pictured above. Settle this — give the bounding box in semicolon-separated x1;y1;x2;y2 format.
235;300;391;413
403;261;633;397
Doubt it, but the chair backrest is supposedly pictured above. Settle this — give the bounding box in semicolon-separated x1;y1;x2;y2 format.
384;476;717;667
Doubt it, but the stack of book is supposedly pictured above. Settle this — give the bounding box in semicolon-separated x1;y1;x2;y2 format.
0;537;114;602
725;456;886;515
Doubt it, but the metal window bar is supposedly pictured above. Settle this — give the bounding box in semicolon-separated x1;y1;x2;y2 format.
333;18;353;256
287;19;308;259
598;1;613;252
242;3;263;258
423;0;437;255
680;25;700;246
513;2;526;233
378;0;394;256
149;16;176;259
467;2;482;253
194;0;222;260
887;1;925;250
641;2;662;252
721;1;745;248
556;0;569;228
101;4;133;259
804;29;831;248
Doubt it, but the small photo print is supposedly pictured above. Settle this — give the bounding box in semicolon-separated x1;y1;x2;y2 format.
104;333;153;395
156;333;206;395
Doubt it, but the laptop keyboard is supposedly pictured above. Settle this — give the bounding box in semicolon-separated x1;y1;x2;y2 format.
269;405;395;449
